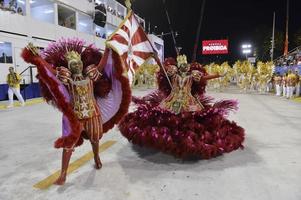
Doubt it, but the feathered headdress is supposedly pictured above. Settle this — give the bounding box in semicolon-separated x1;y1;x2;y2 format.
42;38;101;68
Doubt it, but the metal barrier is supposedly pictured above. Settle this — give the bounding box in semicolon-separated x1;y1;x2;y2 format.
19;66;38;101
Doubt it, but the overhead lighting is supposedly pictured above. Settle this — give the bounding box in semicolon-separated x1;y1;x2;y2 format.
242;44;252;49
79;22;88;27
44;10;54;14
242;49;251;54
30;0;36;4
0;42;4;44
17;0;25;5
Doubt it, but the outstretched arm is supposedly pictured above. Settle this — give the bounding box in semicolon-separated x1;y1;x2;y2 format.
22;43;56;75
21;43;82;149
203;74;223;81
192;70;218;82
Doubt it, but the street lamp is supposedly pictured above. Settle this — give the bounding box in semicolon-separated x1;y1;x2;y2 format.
242;44;252;59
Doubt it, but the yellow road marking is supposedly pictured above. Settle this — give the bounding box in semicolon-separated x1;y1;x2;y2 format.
293;97;301;103
0;98;44;110
33;140;117;190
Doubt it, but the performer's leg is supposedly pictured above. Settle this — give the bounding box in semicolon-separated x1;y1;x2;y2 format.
278;85;281;96
296;84;300;97
91;140;102;169
86;117;103;169
54;148;73;185
279;85;282;96
275;85;279;96
7;87;14;107
291;87;294;98
13;88;25;106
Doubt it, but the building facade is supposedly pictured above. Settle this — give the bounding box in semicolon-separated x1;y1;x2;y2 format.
0;0;163;100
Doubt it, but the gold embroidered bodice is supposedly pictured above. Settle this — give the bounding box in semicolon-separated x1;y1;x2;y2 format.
69;77;97;120
57;66;101;120
159;72;204;114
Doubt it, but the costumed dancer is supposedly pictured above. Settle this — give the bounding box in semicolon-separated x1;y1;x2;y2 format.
294;70;300;97
274;73;282;96
257;61;272;94
286;71;297;99
119;55;245;159
21;39;131;185
250;70;258;91
234;61;253;93
206;62;232;92
233;60;242;88
282;73;288;97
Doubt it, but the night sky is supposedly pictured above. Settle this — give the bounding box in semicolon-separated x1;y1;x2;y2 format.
117;0;301;64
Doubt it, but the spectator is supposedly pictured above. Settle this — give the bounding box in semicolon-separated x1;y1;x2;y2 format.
6;67;25;108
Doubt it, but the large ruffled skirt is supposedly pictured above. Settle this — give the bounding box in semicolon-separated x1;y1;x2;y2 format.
119;92;245;159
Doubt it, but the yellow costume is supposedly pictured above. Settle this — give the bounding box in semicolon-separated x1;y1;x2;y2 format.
6;72;22;88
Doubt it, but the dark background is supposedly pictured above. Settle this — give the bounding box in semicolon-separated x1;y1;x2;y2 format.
117;0;301;64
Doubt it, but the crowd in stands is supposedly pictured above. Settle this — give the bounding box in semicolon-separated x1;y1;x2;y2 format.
275;48;301;67
95;2;125;20
0;0;24;15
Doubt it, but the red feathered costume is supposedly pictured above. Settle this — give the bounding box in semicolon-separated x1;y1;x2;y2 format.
22;38;131;184
119;57;245;159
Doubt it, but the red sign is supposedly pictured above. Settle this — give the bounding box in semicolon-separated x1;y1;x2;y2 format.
202;40;229;55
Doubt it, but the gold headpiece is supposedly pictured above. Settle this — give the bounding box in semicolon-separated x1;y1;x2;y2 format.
177;55;188;66
65;51;81;63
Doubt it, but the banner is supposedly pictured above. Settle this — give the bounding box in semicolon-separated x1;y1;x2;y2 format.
202;40;228;55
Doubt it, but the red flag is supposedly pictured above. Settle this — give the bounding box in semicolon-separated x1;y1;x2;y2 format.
106;11;156;83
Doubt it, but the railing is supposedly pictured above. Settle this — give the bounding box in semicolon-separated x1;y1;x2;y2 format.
274;45;301;62
19;65;36;84
17;66;39;101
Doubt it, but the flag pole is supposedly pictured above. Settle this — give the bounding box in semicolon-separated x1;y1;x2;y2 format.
162;0;179;56
271;12;276;61
153;56;174;90
284;0;289;56
125;0;173;89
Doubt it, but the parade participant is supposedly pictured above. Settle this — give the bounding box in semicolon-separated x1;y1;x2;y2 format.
287;71;297;99
119;55;245;159
250;71;258;91
294;70;300;97
21;38;131;185
6;66;25;108
282;73;288;97
234;61;253;93
205;62;232;92
274;73;282;96
257;61;273;94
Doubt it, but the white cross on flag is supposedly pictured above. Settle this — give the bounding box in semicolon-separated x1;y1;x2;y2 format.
106;10;156;83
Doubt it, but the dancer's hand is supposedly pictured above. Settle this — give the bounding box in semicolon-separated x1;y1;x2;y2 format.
26;43;39;56
57;67;72;84
221;72;227;77
86;64;102;82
